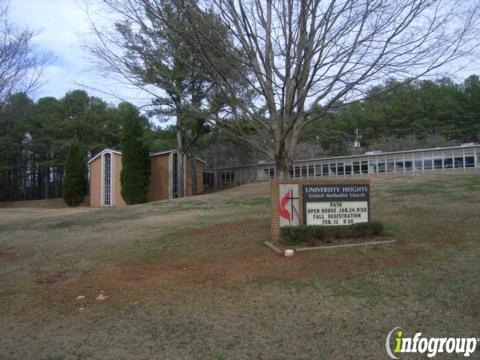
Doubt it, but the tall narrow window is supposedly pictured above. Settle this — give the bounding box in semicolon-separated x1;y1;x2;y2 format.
103;153;112;206
172;152;178;198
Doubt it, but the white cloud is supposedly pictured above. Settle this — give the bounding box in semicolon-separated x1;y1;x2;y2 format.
9;0;152;106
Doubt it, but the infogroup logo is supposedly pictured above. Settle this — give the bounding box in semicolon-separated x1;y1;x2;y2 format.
386;327;478;359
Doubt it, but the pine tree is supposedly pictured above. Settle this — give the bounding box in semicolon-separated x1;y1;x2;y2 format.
120;103;151;204
63;142;85;206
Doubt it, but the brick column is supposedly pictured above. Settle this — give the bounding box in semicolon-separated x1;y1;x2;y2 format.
271;180;280;241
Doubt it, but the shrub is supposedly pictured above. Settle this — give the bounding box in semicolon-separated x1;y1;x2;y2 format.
280;226;310;245
119;103;151;204
370;221;384;236
310;227;325;246
63;142;85;206
280;221;384;246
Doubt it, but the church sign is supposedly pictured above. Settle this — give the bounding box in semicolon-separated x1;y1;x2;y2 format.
303;184;369;226
271;179;371;241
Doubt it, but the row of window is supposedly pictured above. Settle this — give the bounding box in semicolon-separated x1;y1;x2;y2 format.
289;156;476;178
219;153;478;184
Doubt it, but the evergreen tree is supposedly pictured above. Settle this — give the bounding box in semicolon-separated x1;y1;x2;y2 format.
89;0;241;195
120;103;151;204
63;142;85;206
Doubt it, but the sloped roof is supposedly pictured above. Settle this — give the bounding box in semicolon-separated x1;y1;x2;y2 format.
87;149;122;164
88;148;206;164
150;150;206;164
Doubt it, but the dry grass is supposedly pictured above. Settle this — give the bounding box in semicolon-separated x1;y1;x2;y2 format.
1;174;479;359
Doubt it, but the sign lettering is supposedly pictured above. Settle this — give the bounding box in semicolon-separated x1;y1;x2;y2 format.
303;184;370;226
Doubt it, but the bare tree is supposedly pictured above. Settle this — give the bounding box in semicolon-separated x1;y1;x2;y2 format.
0;1;48;103
174;0;480;178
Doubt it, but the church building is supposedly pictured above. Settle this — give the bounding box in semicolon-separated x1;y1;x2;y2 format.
88;149;205;207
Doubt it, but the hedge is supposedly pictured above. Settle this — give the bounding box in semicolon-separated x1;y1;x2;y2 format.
280;222;384;246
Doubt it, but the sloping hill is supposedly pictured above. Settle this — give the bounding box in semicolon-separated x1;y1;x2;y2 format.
0;174;479;359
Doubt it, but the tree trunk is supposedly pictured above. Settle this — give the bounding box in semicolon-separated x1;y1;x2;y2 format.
275;116;304;180
275;151;291;180
274;130;293;180
191;151;197;195
176;128;184;198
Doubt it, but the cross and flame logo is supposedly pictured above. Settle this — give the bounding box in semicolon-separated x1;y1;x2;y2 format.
279;184;300;226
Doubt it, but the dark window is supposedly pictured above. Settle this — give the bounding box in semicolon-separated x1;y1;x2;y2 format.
221;171;234;184
337;163;344;175
262;168;275;180
301;166;308;178
387;161;395;172
322;164;329;176
466;156;475;167
454;157;463;168
353;162;360;174
330;164;336;175
345;164;352;175
424;159;433;170
270;168;275;179
203;172;214;186
172;152;178;198
361;161;369;174
444;158;453;168
308;165;314;177
103;153;111;206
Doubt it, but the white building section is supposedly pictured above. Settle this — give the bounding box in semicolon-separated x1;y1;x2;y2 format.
216;144;480;185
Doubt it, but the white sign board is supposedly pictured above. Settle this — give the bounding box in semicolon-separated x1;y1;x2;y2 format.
303;184;370;226
305;201;369;226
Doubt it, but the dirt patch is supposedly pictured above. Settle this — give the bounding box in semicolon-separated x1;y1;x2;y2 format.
119;260;194;282
276;236;395;250
0;207;95;227
184;219;269;238
64;240;428;299
467;294;480;310
212;182;270;197
35;270;73;285
0;251;16;261
83;251;314;294
0;197;90;208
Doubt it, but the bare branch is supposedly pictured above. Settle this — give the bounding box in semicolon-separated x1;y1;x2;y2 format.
0;0;50;103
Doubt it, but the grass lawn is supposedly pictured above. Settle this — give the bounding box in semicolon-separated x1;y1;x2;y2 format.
0;174;479;359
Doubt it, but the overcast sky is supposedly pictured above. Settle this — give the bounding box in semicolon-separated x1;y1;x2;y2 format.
9;0;480;108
